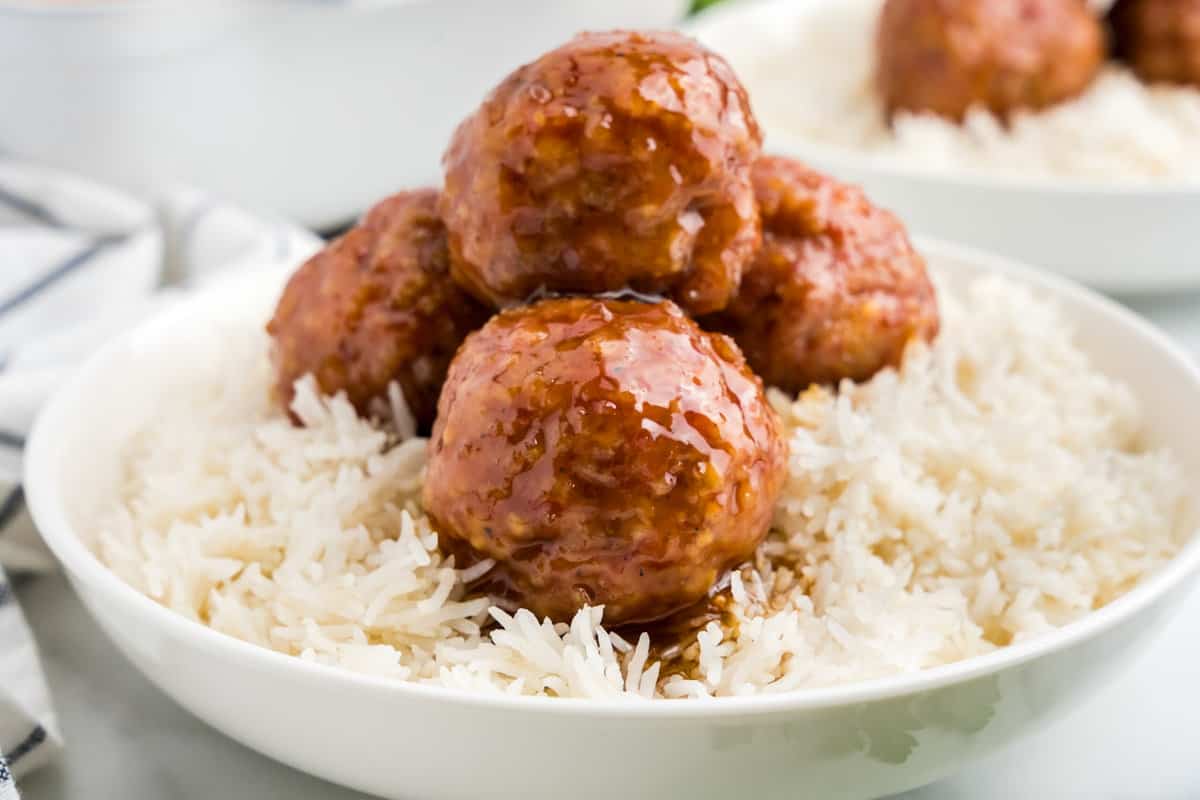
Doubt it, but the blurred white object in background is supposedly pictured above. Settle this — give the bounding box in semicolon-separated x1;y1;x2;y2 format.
0;0;690;230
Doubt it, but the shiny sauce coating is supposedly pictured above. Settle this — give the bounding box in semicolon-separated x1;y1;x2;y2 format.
422;297;787;626
440;30;762;315
704;157;939;395
267;190;490;430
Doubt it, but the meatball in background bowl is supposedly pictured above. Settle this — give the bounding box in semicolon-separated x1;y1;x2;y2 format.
1110;0;1200;88
687;0;1200;293
24;240;1200;800
876;0;1106;122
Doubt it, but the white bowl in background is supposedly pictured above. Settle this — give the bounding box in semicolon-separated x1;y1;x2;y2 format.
685;0;1200;295
24;238;1200;800
0;0;689;230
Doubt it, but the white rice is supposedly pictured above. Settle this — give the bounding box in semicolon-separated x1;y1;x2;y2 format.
728;0;1200;181
91;275;1192;699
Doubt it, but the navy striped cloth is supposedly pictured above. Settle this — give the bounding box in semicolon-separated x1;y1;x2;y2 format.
0;159;320;797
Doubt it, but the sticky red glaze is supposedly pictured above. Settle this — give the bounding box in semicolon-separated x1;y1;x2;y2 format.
440;30;762;315
704;157;939;395
422;297;787;626
1110;0;1200;87
876;0;1106;121
267;190;490;430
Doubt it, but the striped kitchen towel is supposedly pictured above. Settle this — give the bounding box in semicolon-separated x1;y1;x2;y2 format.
0;159;320;795
0;574;55;794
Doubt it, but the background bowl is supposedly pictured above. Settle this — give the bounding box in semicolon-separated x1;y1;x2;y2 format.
0;0;689;230
685;0;1200;295
24;239;1200;800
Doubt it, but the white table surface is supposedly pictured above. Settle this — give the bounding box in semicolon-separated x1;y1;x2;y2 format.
14;294;1200;800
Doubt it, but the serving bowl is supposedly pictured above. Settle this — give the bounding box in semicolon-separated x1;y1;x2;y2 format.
686;0;1200;295
24;238;1200;800
0;0;689;230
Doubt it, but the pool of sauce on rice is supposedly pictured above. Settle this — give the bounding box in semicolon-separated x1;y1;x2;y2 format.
463;565;746;682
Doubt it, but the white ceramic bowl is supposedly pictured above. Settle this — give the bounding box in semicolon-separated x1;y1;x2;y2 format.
0;0;689;230
686;0;1200;295
24;239;1200;800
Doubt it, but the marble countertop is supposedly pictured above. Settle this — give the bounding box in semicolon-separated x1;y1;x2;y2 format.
15;296;1200;800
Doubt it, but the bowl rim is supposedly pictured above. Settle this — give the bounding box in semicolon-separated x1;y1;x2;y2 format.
23;236;1200;720
683;0;1200;196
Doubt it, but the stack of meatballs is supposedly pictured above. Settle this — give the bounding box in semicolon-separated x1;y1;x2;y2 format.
268;30;939;629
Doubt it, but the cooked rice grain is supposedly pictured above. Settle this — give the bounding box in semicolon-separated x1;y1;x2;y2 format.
92;276;1191;699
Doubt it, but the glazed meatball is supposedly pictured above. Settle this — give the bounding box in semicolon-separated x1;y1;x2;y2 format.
440;30;762;316
422;297;786;626
703;157;939;395
1110;0;1200;87
267;190;490;430
877;0;1107;121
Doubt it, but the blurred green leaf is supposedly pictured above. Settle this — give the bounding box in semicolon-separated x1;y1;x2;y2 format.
689;0;728;15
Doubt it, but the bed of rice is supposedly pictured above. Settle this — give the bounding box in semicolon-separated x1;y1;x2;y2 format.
727;0;1200;181
90;274;1192;699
